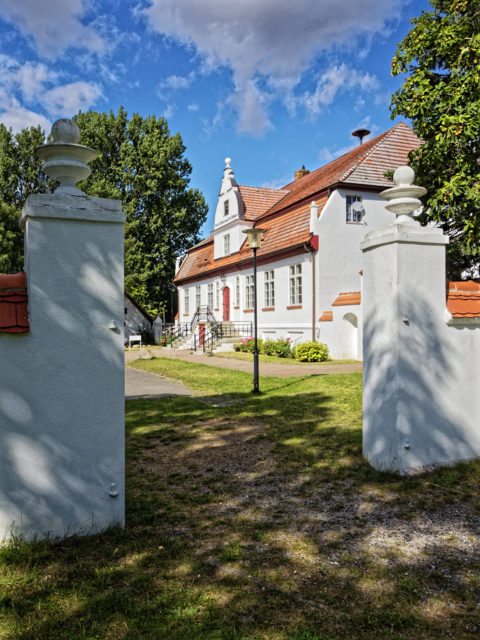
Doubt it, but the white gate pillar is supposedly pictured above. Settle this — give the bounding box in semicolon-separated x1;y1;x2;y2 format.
0;119;125;539
360;167;450;473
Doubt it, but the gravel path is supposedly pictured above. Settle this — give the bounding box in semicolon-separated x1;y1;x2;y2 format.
125;365;195;399
140;346;362;378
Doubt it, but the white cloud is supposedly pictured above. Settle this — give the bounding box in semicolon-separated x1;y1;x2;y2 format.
300;64;379;118
15;62;58;102
0;0;105;59
187;103;199;112
228;81;272;137
0;89;51;132
161;104;176;119
42;81;103;116
140;0;402;135
158;73;195;92
0;105;51;133
0;55;102;130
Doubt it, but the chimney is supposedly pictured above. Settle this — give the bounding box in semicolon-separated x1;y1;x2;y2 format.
294;165;310;181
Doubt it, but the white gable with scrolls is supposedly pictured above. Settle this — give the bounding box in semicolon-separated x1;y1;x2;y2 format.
213;158;249;259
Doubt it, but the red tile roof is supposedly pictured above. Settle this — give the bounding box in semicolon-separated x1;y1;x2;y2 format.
332;291;361;306
446;280;480;318
262;122;421;217
318;310;333;322
238;185;288;221
0;272;29;333
175;198;327;283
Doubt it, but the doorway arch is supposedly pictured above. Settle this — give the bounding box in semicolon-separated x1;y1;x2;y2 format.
342;313;358;359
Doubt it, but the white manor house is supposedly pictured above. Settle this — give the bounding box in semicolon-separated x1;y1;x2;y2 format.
174;123;421;359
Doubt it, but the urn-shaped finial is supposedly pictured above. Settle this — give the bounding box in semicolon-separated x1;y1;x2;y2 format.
380;165;427;224
35;118;97;195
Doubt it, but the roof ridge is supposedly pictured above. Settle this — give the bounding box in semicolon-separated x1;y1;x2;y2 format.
239;184;290;194
338;124;402;184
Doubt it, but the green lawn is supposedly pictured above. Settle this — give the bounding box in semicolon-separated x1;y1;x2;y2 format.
1;358;479;639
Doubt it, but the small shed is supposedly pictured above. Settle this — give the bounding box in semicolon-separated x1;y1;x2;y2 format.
124;293;153;343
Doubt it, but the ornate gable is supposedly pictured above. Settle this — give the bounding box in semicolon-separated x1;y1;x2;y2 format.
213;158;245;230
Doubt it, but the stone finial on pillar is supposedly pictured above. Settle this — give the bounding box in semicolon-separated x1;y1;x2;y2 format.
379;166;427;225
35;118;97;196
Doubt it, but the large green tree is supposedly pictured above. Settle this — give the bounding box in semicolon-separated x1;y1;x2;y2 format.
74;108;208;314
0;108;208;313
0;125;53;273
390;0;480;278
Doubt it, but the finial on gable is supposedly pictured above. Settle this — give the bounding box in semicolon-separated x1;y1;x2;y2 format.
225;157;232;168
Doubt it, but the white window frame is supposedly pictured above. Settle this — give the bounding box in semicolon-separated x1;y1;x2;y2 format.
223;233;230;255
195;285;201;310
264;270;275;307
215;281;220;308
245;274;254;309
289;264;302;305
346;194;363;223
207;283;214;309
236;276;240;306
184;288;190;315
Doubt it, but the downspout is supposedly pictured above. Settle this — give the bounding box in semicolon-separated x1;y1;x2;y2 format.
312;250;316;341
303;240;317;342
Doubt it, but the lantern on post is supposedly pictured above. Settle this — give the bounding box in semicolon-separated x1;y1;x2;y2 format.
242;227;266;393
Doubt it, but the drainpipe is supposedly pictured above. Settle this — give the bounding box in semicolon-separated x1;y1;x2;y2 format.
303;239;317;341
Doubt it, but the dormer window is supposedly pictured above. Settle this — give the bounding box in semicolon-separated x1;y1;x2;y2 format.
224;200;229;216
224;234;230;255
346;195;363;223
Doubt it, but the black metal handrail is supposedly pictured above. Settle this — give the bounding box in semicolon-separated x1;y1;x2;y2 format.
159;322;192;346
160;313;253;352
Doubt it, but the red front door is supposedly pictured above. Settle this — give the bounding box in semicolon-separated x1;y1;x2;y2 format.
199;324;205;346
223;286;230;321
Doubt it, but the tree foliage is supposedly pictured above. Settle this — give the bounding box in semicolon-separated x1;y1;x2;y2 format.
390;0;480;277
0;108;208;313
74;108;208;314
0;125;54;273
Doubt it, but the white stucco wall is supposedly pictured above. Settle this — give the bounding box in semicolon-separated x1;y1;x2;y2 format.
361;221;480;474
0;193;126;540
315;189;395;317
178;251;315;343
178;188;397;357
319;305;363;360
124;296;151;342
213;222;250;259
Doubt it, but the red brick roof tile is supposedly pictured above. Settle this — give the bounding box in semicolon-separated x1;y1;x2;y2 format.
318;310;333;321
446;280;480;318
0;272;29;333
175;197;327;283
332;291;361;306
263;123;421;217
238;185;288;221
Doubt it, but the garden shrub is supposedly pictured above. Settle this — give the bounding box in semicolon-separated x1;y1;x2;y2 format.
233;337;293;357
263;337;292;358
234;337;264;353
295;341;329;362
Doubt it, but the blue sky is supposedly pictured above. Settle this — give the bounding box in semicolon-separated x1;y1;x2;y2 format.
0;0;430;236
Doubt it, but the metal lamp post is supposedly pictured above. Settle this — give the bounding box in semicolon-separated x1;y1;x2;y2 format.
243;227;266;393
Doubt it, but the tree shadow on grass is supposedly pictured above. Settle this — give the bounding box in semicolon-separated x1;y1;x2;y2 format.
2;382;480;640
